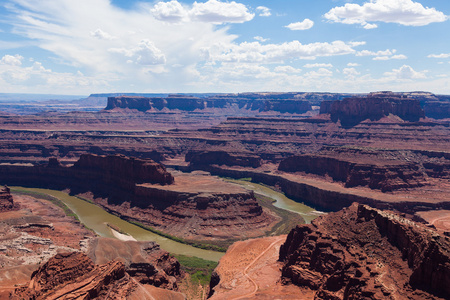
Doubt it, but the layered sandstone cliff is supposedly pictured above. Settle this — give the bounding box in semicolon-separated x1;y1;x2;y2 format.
278;154;427;192
73;153;174;186
279;203;450;299
105;94;312;114
322;92;425;126
11;252;132;300
0;185;18;212
186;150;262;168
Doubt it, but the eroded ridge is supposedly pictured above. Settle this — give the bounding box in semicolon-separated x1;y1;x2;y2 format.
279;203;450;299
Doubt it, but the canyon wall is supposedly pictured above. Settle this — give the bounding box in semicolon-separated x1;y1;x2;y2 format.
279;203;450;299
0;155;275;242
106;94;312;114
321;92;425;126
186;150;262;168
278;154;427;192
191;165;450;213
0;185;17;212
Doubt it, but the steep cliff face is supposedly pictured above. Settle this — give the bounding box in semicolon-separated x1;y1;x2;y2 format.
186;150;262;168
106;95;312;114
73;154;174;185
0;185;18;212
278;154;427;192
423;101;450;119
323;92;425;126
11;252;131;300
280;203;450;299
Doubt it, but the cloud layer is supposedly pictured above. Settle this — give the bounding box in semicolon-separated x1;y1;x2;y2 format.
325;0;447;28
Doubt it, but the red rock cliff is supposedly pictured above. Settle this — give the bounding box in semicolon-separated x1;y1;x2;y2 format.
0;185;18;212
323;92;425;126
11;252;131;300
74;154;174;185
279;203;450;299
278;154;427;192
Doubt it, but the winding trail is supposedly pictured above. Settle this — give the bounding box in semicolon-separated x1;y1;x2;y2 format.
233;237;285;300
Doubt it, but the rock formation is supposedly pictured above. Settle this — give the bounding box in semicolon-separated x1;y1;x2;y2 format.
322;92;425;126
73;153;174;185
279;203;450;299
0;185;18;212
11;252;132;300
278;154;427;192
105;94;312;114
423;101;450;119
186;150;261;168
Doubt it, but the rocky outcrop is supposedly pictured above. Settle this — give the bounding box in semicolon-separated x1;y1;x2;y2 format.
73;154;174;185
422;101;450;119
278;154;427;192
106;94;312;114
88;238;182;291
424;161;450;178
280;203;450;299
11;252;133;300
0;185;18;212
186;150;261;168
323;92;425;126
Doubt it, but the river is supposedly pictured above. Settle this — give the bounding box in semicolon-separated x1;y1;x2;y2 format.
12;187;224;262
12;182;322;262
226;179;324;224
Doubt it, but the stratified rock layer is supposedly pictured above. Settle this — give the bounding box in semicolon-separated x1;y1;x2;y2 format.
278;154;427;192
0;155;275;242
0;185;18;212
11;252;132;300
105;94;312;114
280;203;450;299
74;154;174;185
324;92;425;126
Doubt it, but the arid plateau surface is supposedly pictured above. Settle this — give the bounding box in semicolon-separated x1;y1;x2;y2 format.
1;91;450;299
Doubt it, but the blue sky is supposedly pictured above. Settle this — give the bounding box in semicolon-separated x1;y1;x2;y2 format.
0;0;449;95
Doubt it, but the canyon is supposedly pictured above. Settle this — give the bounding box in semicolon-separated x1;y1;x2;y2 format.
1;91;450;298
0;155;278;245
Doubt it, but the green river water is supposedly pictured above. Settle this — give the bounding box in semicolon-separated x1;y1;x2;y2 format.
12;182;321;262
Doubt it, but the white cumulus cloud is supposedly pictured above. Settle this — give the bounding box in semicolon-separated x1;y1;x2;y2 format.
343;67;360;77
325;0;448;28
0;54;24;66
190;0;254;24
304;63;333;68
254;36;269;42
384;65;426;79
151;0;188;22
285;19;314;30
109;40;166;66
256;6;271;17
208;40;364;63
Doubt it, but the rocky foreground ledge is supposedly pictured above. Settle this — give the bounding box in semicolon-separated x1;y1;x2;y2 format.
209;203;450;299
280;203;450;299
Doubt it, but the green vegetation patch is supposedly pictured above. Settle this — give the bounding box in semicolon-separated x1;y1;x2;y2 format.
173;254;218;286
